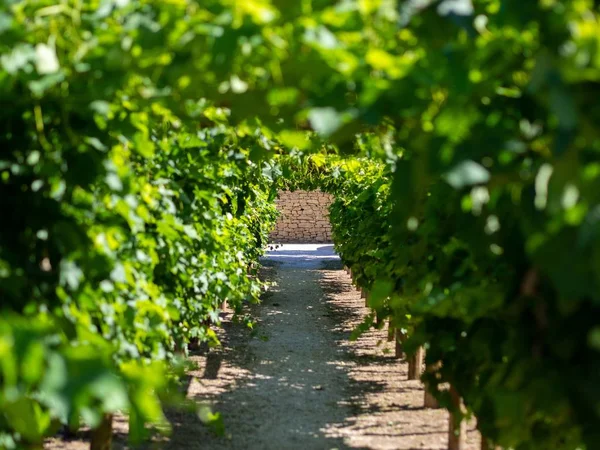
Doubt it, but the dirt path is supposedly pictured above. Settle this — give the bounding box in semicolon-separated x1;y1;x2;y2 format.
46;244;481;450
174;244;481;450
185;246;351;449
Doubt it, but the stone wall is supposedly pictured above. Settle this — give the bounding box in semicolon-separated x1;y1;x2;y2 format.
269;190;333;243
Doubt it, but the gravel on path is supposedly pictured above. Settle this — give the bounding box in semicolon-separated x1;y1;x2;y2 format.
177;244;481;449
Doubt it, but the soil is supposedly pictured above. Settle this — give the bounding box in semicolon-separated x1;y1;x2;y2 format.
45;244;481;450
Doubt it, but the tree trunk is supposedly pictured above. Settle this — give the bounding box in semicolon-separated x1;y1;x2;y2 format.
407;346;423;380
90;414;113;450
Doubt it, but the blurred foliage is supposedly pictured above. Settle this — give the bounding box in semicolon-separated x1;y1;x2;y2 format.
2;0;600;449
0;0;280;447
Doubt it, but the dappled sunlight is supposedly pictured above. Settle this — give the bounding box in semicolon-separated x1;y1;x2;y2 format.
133;249;479;450
75;244;483;450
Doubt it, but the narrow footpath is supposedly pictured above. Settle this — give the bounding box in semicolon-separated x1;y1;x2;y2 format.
173;244;480;450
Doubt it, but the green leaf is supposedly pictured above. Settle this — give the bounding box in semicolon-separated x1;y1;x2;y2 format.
197;405;226;436
4;399;52;441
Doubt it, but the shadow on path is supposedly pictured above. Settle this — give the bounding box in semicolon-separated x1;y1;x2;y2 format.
46;246;480;450
162;246;378;449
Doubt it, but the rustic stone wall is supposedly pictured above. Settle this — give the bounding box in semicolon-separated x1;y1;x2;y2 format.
269;190;333;243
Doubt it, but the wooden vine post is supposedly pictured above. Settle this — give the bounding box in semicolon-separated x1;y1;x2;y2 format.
90;414;113;450
407;346;424;380
448;386;466;450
